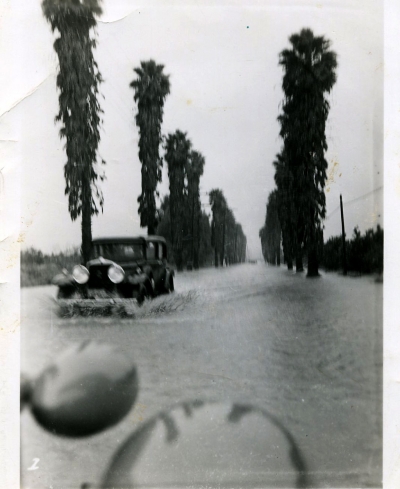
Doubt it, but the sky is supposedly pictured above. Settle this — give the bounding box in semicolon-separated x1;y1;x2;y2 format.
1;0;383;258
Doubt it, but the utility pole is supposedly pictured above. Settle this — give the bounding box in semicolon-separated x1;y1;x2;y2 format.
340;194;347;276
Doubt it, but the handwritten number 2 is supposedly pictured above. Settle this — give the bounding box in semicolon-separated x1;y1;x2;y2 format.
28;458;40;471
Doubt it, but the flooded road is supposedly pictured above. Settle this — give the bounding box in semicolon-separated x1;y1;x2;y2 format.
21;264;382;488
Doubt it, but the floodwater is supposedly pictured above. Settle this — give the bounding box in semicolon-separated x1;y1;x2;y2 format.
21;264;382;488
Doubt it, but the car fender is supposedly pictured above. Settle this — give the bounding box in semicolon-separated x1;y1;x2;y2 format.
165;269;174;282
52;273;76;288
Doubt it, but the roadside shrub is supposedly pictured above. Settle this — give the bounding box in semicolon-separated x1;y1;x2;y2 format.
323;236;342;271
322;226;383;274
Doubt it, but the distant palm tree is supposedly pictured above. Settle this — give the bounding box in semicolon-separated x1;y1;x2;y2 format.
187;151;205;269
209;189;227;268
42;0;105;264
164;130;192;271
130;60;170;235
264;190;281;266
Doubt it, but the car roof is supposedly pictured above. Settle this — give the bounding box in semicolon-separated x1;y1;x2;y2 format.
92;236;167;245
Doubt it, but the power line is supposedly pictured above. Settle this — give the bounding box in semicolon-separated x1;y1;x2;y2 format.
325;186;383;220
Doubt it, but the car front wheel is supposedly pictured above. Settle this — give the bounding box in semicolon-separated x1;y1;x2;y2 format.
57;287;75;299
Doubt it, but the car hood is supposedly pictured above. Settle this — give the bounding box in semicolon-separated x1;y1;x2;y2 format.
102;401;308;489
86;257;117;267
86;257;141;269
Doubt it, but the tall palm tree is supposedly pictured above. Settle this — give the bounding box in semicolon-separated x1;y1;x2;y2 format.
130;60;170;235
278;28;337;276
42;0;105;264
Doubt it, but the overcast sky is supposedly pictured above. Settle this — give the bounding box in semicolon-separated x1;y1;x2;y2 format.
1;0;383;257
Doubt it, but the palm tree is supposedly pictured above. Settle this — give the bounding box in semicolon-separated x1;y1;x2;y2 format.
260;190;281;265
164;130;192;271
42;0;105;264
259;225;267;263
278;28;337;276
130;60;170;235
274;150;296;270
156;195;172;246
209;189;226;267
187;150;205;269
235;223;246;263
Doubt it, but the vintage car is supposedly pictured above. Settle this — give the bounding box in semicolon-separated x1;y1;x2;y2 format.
52;236;174;304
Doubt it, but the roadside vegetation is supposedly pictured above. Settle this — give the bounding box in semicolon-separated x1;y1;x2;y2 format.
261;224;383;276
21;248;81;287
209;189;247;267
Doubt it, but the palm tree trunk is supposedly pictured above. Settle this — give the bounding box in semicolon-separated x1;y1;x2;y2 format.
81;178;92;265
176;249;183;271
214;247;219;268
307;232;319;277
307;247;319;277
193;245;199;270
296;250;304;272
307;207;319;277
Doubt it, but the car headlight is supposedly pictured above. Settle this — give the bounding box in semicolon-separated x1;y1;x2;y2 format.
108;265;125;284
72;265;89;284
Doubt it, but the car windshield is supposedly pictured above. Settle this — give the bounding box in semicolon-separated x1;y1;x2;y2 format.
92;243;144;260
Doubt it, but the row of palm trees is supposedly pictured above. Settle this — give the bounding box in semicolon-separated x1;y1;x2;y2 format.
209;189;247;267
260;29;337;277
131;58;248;270
163;131;205;270
42;0;247;270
